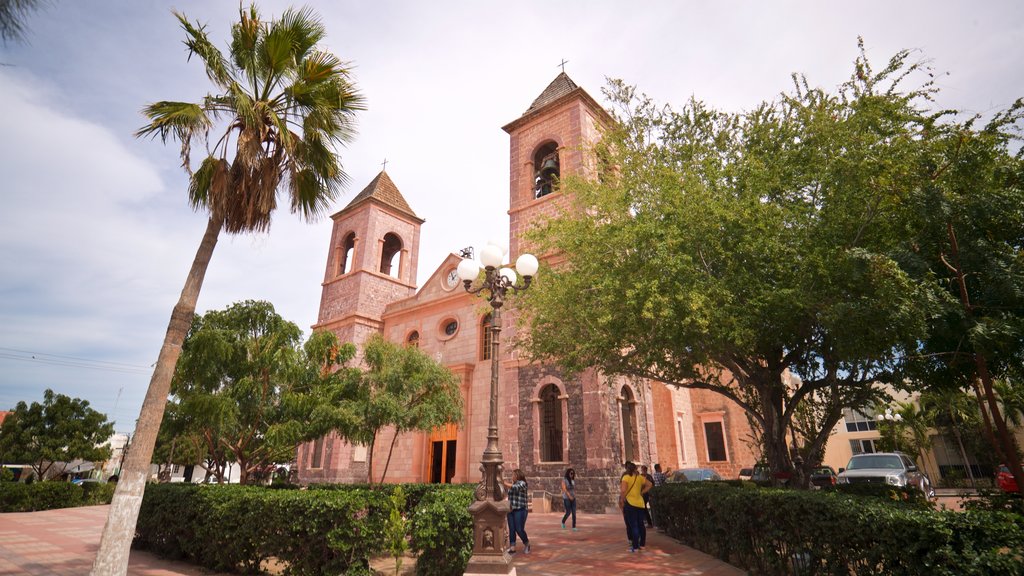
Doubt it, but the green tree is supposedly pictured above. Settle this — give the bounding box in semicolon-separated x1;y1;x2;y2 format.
519;43;943;484
0;389;114;480
152;400;220;482
94;5;364;573
164;300;307;485
875;401;933;466
318;334;464;485
364;336;463;484
899;94;1024;492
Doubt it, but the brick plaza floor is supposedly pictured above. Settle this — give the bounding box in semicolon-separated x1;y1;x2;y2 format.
0;506;745;575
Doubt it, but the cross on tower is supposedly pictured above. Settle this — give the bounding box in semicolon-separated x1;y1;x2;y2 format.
381;158;388;171
558;59;569;73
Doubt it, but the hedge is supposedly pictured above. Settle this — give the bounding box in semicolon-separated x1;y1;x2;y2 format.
0;480;115;512
651;482;1024;576
409;487;473;576
134;483;475;576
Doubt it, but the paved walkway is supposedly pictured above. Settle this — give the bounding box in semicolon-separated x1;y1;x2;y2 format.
0;506;224;576
0;506;745;575
510;512;746;576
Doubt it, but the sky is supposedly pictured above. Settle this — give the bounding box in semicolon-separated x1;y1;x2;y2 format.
1;0;1022;433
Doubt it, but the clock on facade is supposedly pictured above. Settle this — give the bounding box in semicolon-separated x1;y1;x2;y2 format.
444;268;459;289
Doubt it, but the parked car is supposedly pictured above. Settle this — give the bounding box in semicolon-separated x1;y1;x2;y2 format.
809;466;837;488
738;467;754;481
836;452;934;497
997;464;1020;493
751;463;771;482
668;468;723;482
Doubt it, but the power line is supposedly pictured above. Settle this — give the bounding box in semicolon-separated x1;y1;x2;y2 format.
0;347;152;375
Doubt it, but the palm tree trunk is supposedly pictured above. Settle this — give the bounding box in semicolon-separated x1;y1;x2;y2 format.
91;216;222;576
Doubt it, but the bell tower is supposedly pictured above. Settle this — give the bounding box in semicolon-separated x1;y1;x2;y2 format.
314;170;424;350
501;72;614;259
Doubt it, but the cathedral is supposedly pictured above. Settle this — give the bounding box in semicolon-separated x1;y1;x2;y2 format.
296;73;756;511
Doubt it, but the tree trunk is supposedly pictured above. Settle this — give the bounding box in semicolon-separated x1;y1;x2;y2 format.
365;435;376;485
945;221;1024;494
759;381;793;486
949;407;976;488
379;428;402;484
91;216;221;576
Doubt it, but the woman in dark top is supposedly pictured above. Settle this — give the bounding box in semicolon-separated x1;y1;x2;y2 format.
561;468;577;530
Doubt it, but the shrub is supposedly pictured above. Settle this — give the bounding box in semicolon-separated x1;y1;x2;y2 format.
652;482;1024;575
0;480;97;511
410;487;473;576
135;483;474;576
963;489;1024;517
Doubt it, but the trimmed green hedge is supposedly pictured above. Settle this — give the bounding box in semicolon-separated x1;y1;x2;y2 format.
0;480;115;512
134;483;475;576
652;482;1024;576
409;487;473;576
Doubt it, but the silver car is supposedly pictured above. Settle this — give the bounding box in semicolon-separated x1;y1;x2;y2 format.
836;452;934;498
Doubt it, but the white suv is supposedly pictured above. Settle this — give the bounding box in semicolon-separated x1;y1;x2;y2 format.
836;452;934;498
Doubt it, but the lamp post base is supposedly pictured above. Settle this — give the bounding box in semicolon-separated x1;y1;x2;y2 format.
465;496;513;575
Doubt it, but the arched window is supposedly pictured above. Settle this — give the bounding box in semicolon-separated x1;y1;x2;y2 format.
339;232;356;276
620;386;639;463
533;141;560;199
539;384;563;462
380;233;402;277
407;331;420;348
480;314;492;360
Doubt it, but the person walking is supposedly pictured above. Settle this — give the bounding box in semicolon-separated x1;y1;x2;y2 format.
640;465;655;528
650;463;667;529
652;463;667;487
620;461;652;553
505;469;531;554
560;468;578;530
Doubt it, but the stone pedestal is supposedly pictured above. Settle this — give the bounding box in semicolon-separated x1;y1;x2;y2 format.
465;497;513;575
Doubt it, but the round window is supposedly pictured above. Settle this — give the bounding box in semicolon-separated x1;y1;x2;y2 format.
444;320;458;336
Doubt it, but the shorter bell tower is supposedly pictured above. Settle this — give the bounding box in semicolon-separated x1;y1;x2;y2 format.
314;170;423;349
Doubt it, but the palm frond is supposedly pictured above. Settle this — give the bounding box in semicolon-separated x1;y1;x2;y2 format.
188;156;227;212
277;6;325;61
136;101;212;171
230;4;260;91
174;11;232;90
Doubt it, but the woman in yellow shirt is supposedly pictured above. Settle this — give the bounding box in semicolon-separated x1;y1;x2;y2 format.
619;461;652;552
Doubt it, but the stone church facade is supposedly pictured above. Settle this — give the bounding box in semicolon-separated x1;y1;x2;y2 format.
296;73;757;511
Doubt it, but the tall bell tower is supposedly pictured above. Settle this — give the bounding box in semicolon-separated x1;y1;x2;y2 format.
501;72;614;259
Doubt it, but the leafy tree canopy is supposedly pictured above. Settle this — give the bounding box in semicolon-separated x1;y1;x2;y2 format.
0;389;114;480
164;300;313;484
292;333;464;484
520;41;989;481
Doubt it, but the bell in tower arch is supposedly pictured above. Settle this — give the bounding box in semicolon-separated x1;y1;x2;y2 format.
533;145;560;198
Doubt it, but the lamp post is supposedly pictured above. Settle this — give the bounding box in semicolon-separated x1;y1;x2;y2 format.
458;241;538;575
876;408;904;452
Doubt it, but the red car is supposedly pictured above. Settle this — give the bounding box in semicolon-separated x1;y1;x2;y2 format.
997;465;1020;493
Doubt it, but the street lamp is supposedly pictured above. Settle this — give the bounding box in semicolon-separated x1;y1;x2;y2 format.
876;409;903;423
459;241;537;575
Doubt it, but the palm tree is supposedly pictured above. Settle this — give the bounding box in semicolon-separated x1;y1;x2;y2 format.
0;0;45;45
91;6;364;574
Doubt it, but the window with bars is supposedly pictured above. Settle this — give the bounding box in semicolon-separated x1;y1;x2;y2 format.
843;408;879;432
849;438;877;455
539;384;563;462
